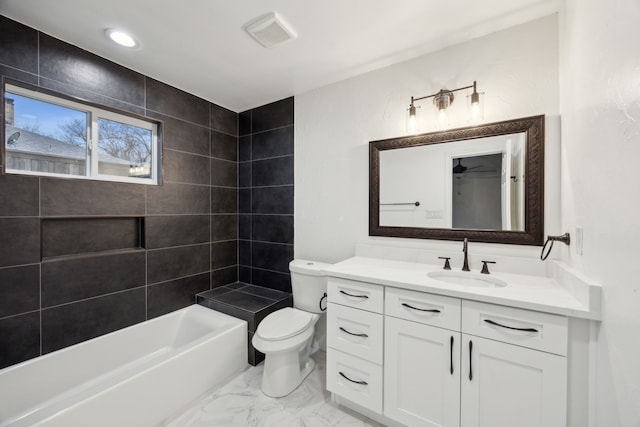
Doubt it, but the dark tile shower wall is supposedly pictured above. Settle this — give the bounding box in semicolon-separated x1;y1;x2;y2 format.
0;16;238;369
238;98;295;293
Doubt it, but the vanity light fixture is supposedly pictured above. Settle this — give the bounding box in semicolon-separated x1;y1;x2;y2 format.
105;29;138;48
407;81;484;132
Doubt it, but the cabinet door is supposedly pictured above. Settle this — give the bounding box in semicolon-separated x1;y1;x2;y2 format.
384;317;460;427
461;334;567;427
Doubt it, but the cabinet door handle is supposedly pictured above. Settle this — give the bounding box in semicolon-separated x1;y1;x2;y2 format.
450;335;454;375
484;319;539;333
468;340;473;381
401;302;441;313
339;290;369;299
339;326;368;338
339;371;368;385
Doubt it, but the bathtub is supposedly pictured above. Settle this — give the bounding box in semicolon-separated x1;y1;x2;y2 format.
0;304;247;427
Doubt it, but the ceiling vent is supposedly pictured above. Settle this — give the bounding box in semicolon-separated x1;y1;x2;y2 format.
243;12;297;48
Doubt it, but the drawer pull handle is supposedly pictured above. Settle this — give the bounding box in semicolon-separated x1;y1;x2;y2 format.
339;371;368;386
484;319;539;333
339;326;369;338
450;335;454;375
469;340;473;381
401;302;441;313
340;290;369;299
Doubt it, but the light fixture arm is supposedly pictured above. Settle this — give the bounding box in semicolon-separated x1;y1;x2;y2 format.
410;81;477;104
407;81;482;131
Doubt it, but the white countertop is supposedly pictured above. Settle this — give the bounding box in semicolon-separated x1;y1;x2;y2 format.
324;256;601;320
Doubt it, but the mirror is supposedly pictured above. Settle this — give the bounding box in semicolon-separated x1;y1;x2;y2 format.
369;115;544;245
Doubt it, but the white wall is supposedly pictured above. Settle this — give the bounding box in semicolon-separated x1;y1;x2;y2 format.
559;1;640;425
295;15;560;263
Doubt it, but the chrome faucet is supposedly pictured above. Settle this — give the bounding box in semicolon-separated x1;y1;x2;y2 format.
462;238;470;271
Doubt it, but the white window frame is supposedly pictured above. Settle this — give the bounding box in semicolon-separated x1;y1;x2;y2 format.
4;84;160;185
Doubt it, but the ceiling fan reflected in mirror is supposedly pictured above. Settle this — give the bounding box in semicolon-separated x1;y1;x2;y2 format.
452;158;483;174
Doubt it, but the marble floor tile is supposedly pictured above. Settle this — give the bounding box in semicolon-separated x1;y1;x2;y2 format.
164;351;383;427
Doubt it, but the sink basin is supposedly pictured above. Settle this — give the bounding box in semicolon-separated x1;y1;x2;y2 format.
427;271;507;288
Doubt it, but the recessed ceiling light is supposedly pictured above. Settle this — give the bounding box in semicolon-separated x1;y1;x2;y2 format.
105;29;138;48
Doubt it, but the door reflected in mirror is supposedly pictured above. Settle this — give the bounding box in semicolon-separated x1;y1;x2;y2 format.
370;115;544;245
379;133;525;231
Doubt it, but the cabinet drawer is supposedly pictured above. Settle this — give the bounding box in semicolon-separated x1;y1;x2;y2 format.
385;287;461;331
327;303;383;364
326;349;383;414
327;278;384;313
462;300;568;356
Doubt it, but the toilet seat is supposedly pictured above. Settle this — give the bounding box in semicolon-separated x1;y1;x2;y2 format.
257;308;315;341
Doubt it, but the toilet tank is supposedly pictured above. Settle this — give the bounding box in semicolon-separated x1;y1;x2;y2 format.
289;259;330;314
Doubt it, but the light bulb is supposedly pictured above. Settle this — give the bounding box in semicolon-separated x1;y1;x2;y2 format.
471;102;480;121
438;109;448;127
408;114;417;132
407;102;419;133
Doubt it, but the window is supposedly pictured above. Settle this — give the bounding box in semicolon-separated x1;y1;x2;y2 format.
3;83;160;185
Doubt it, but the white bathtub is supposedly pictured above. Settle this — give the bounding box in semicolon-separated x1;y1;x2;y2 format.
0;304;247;427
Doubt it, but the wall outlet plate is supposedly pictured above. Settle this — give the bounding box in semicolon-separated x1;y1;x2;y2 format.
575;226;584;255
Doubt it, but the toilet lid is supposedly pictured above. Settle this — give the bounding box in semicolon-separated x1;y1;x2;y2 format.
257;308;315;341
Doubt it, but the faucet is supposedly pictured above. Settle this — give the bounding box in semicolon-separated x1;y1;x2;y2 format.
462;238;470;271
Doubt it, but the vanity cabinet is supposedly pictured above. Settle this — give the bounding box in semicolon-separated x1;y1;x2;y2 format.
385;316;460;427
326;278;384;413
460;334;566;427
459;300;567;427
384;287;461;427
327;278;570;427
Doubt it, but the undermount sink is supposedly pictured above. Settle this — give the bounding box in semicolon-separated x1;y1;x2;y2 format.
427;271;507;288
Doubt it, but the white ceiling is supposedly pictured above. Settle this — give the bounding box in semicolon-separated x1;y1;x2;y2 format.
0;0;559;112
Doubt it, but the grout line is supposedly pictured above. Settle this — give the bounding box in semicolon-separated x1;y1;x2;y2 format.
144;178;148;320
38;262;42;356
38;175;42;355
0;262;42;271
145;213;211;217
239;153;293;163
39;285;147;312
148;271;211;288
37;31;40;85
243;123;293;137
238;239;293;246
162;179;212;188
240;265;291;276
147;108;237;138
143;76;147;115
1;63;38;78
164;147;215;160
242;183;293;189
0;308;41;322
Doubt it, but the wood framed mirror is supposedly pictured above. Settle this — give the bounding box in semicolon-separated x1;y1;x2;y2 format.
369;115;544;245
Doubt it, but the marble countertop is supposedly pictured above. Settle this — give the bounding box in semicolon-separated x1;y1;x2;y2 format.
324;256;601;320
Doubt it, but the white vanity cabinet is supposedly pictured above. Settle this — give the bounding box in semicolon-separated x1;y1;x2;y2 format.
460;301;568;427
327;279;571;427
326;278;385;413
384;288;461;427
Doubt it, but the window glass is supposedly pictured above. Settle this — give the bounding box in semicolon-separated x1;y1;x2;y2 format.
4;84;159;185
97;118;152;178
5;92;88;176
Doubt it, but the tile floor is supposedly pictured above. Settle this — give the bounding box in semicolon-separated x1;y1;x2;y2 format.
164;351;384;427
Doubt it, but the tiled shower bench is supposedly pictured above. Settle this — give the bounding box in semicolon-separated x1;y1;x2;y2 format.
197;283;293;365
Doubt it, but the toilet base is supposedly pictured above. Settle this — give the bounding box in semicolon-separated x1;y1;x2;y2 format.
261;353;315;398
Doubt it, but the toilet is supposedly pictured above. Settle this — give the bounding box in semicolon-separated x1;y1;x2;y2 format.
252;259;329;397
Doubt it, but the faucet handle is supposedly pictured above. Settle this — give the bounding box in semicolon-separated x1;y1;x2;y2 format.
480;260;496;274
438;256;451;270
